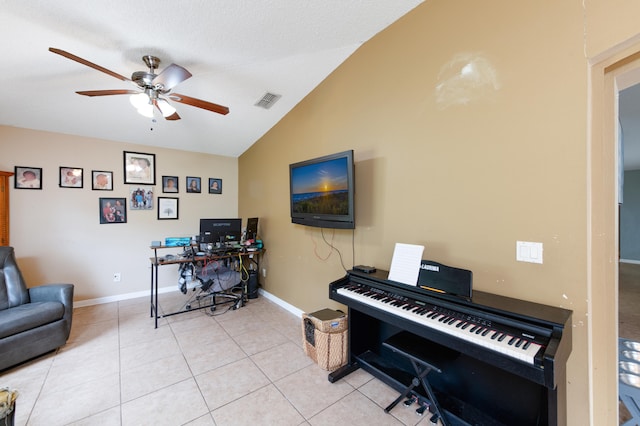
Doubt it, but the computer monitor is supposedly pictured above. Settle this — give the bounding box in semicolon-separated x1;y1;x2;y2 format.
199;218;242;244
246;217;259;241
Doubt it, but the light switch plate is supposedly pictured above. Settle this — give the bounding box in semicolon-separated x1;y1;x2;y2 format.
516;241;543;264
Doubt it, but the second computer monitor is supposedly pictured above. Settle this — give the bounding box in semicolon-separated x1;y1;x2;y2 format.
199;218;242;244
246;217;259;241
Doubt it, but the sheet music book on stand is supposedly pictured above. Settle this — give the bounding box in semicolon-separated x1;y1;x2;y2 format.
388;243;424;286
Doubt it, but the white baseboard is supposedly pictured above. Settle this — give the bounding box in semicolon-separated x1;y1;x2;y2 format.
620;259;640;265
257;288;304;318
73;285;178;308
73;286;304;319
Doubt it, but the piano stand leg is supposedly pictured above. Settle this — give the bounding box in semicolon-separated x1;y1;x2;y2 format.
328;361;360;383
385;377;420;413
382;335;451;426
415;365;448;426
384;360;449;426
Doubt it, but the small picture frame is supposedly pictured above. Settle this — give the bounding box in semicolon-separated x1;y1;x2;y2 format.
99;197;127;224
92;171;113;191
124;151;156;185
158;197;179;220
60;167;83;188
186;176;201;193
208;178;222;194
162;176;179;193
129;186;154;210
14;166;42;189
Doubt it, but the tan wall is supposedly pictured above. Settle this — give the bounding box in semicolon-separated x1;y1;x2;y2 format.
1;125;238;301
239;1;640;425
585;0;640;59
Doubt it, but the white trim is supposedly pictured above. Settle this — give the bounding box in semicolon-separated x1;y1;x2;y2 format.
620;258;640;265
73;285;177;308
258;288;304;318
73;286;304;319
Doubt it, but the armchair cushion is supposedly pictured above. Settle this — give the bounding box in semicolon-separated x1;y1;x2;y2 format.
0;301;64;339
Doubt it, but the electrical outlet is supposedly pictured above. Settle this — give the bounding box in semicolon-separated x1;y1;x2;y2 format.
262;268;267;278
113;273;121;282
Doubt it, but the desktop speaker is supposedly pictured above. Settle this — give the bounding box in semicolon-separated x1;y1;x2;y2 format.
247;271;259;299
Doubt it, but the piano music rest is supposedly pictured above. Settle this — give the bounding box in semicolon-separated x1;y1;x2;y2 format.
383;331;454;426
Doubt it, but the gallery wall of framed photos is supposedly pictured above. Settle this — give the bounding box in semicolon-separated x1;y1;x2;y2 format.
0;125;239;299
13;151;228;224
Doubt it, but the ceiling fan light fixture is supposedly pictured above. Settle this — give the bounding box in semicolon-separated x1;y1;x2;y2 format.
130;92;150;109
137;103;154;118
130;92;154;117
157;98;177;117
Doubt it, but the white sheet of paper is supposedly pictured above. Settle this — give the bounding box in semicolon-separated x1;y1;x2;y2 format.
388;243;424;286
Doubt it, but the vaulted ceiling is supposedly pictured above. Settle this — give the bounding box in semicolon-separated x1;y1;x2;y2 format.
0;1;423;157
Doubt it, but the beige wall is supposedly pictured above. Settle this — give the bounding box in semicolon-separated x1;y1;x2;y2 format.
1;125;238;301
239;1;640;425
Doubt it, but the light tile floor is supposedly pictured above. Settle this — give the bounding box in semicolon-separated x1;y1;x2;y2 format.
1;292;443;426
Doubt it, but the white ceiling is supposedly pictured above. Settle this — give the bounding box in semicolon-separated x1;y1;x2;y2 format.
0;0;423;157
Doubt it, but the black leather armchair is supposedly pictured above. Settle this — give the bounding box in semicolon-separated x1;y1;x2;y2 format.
0;246;74;371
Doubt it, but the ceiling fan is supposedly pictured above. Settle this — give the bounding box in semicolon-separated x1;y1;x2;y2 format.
49;47;229;120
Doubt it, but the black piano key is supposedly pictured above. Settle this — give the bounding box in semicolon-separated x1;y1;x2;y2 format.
508;336;517;345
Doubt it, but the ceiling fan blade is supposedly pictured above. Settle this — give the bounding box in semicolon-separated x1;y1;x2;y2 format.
152;64;192;92
49;48;131;82
168;93;229;115
76;90;139;97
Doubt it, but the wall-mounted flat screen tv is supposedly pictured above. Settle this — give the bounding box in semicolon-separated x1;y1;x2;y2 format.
289;150;355;229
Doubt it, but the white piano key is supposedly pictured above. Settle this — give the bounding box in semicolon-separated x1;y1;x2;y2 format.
337;286;542;365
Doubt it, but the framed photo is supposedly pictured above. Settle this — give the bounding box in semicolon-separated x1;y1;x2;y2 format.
99;197;126;224
208;178;222;194
158;197;179;220
123;151;156;185
92;170;113;191
129;186;154;210
186;176;201;193
14;166;42;189
162;176;179;193
59;167;83;188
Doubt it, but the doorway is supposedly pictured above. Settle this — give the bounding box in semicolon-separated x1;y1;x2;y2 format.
617;73;640;425
618;82;640;344
588;46;640;426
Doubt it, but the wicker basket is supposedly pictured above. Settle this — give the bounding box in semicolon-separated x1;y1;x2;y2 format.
302;309;348;371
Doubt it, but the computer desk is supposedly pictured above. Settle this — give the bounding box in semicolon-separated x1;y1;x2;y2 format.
149;245;263;328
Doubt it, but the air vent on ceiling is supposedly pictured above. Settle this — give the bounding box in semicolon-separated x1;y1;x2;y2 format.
255;92;281;109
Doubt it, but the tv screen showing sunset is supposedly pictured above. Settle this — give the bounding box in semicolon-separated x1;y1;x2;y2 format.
291;157;349;215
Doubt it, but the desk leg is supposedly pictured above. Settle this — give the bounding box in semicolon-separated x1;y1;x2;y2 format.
154;263;159;328
150;263;154;318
